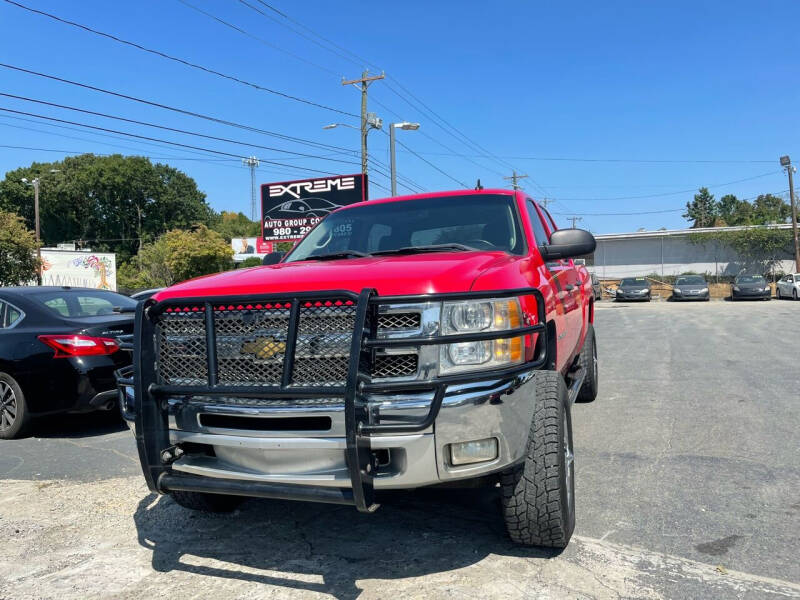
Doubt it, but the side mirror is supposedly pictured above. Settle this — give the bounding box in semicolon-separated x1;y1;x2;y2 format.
262;251;286;265
539;229;596;261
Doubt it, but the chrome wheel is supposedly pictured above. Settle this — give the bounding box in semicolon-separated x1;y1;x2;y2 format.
563;411;574;515
0;380;18;432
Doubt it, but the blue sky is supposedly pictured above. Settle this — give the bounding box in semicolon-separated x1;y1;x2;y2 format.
1;0;798;234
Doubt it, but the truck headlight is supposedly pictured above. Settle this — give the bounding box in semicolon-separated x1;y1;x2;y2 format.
439;298;525;375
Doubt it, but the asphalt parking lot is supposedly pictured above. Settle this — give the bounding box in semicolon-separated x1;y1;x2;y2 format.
1;300;799;599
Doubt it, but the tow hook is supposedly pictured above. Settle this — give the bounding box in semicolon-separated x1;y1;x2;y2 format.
160;445;185;464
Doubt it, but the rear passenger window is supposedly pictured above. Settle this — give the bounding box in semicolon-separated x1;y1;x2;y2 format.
0;301;23;329
526;201;550;246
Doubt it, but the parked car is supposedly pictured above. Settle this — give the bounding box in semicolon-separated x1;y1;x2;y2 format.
776;273;800;300
130;288;163;301
615;277;651;301
590;272;602;301
731;274;771;300
671;275;709;301
117;189;598;549
0;286;135;439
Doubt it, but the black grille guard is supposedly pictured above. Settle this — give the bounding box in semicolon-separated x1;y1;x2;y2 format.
116;287;548;512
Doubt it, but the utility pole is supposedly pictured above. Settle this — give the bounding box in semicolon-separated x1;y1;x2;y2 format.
21;176;44;285
32;178;41;285
568;216;583;229
242;156;260;221
503;171;528;190
540;198;552;208
780;155;800;272
342;70;385;176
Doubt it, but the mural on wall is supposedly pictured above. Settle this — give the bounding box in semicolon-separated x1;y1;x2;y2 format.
40;251;117;290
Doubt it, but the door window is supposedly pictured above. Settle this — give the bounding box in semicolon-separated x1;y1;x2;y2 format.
526;200;550;247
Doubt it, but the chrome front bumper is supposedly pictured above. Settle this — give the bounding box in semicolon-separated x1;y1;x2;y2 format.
126;371;536;489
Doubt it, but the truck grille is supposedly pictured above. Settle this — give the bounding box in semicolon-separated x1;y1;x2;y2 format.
155;302;419;387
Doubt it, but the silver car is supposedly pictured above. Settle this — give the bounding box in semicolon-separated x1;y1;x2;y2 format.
776;273;800;300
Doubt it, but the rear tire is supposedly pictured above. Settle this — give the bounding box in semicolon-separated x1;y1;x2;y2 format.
576;324;598;403
794;289;798;301
169;490;244;513
500;371;575;548
0;372;30;440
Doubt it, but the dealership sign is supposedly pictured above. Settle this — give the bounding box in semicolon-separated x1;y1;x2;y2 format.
261;173;366;241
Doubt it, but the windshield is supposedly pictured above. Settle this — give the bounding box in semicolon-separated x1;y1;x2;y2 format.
675;276;705;285
32;290;137;317
620;277;649;288
285;194;525;262
735;275;765;284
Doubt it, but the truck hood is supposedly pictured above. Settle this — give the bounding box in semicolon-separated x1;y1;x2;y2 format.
155;252;520;301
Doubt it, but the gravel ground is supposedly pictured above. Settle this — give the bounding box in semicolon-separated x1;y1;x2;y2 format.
1;300;799;599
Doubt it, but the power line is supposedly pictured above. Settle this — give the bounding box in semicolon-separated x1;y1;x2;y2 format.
1;0;357;118
163;4;425;192
549;190;791;217
0;114;237;159
415;154;778;164
0;92;362;167
393;137;469;188
545;171;781;202
176;0;339;76
242;0;371;68
0;63;357;155
234;0;510;186
0;106;342;175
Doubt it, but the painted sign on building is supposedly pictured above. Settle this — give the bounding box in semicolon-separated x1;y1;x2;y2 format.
40;250;117;291
261;173;367;242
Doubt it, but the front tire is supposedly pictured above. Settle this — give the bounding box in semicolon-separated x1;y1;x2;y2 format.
169;490;244;512
794;289;798;301
0;372;29;440
576;324;598;403
501;371;575;548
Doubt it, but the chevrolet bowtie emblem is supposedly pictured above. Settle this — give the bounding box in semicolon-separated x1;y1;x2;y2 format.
241;337;286;359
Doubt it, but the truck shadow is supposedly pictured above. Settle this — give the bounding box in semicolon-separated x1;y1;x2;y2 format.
133;485;562;599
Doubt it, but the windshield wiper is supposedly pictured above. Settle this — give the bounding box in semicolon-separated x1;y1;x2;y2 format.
301;250;368;261
370;243;476;256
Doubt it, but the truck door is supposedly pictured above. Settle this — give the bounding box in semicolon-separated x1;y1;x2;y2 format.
539;206;584;353
525;200;579;365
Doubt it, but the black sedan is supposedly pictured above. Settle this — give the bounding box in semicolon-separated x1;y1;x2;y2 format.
0;287;135;439
731;274;771;301
671;275;710;301
615;277;652;301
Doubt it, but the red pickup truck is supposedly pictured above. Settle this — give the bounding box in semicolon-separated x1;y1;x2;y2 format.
117;189;597;548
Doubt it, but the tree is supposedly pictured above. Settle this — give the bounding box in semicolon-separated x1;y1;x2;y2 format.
0;210;40;286
0;154;214;261
689;227;794;275
683;188;718;228
118;225;234;290
210;211;261;241
239;256;263;268
752;194;791;225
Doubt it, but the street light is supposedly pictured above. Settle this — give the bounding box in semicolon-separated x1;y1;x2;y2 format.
389;122;420;196
780;155;800;272
21;169;59;285
324;113;382;178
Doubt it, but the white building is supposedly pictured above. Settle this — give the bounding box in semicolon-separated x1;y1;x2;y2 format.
590;223;795;279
